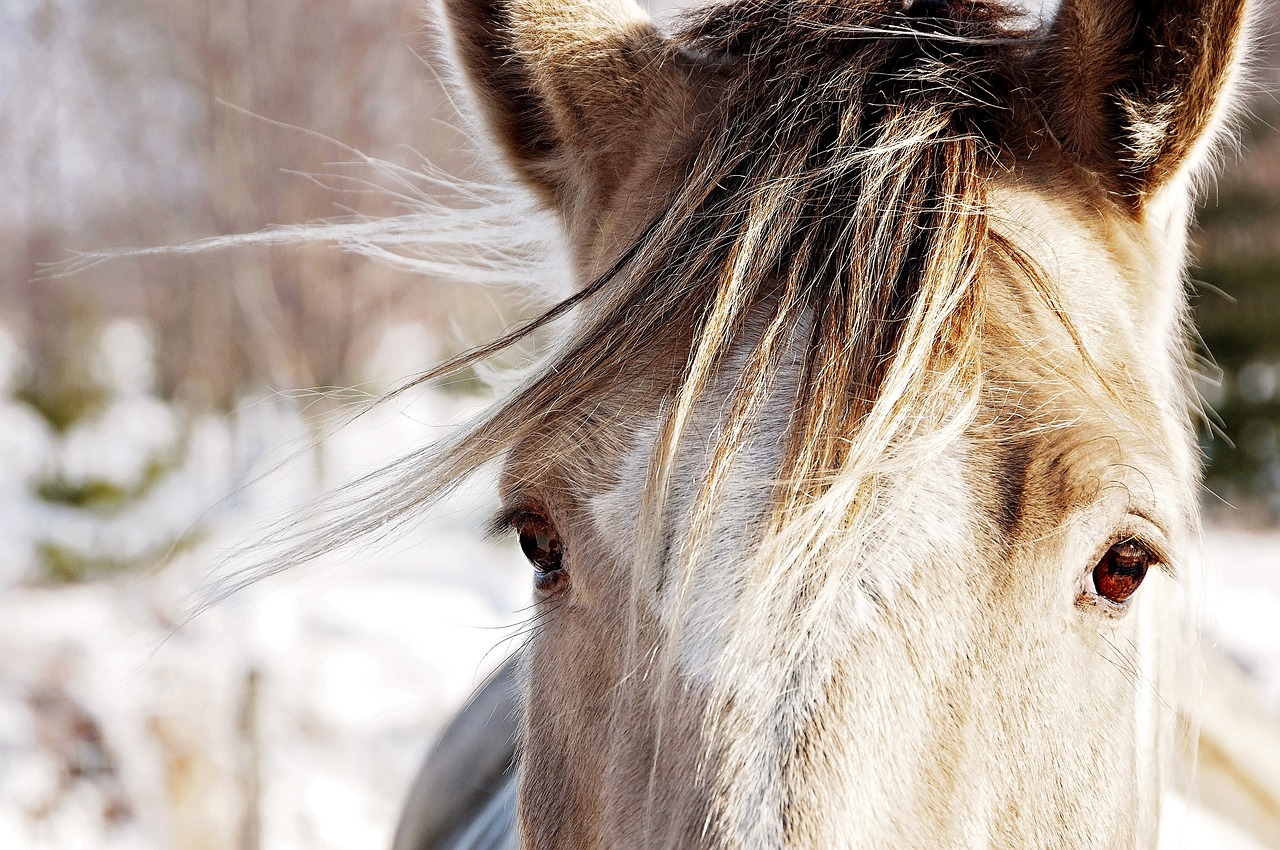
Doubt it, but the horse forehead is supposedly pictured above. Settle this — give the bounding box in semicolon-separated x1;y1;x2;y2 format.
508;181;1192;579
984;183;1195;478
587;371;977;682
989;182;1179;349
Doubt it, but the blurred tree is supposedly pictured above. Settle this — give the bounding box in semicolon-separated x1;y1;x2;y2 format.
1191;11;1280;524
1;0;479;413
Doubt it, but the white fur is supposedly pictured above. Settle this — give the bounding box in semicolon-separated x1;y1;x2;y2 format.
591;326;974;685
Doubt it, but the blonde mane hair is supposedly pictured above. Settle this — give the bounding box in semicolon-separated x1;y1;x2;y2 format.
201;0;1256;844
218;0;1025;593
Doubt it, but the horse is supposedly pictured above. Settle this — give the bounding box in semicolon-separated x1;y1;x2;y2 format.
281;0;1258;846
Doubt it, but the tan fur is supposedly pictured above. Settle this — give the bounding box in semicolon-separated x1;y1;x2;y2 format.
425;0;1252;847
237;0;1253;846
439;0;708;260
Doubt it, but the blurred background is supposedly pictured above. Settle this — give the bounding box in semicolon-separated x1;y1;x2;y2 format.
0;0;1277;848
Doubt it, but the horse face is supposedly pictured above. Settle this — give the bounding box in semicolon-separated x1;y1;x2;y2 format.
495;186;1197;848
449;0;1250;846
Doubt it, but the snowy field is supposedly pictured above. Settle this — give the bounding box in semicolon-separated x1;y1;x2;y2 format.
0;320;1277;850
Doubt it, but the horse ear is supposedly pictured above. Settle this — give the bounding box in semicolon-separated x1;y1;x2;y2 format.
441;0;695;207
1035;0;1251;209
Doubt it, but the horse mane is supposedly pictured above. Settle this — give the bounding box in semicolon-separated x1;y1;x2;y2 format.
204;0;1038;660
200;0;1039;620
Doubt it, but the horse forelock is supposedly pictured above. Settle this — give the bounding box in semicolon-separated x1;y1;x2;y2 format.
207;0;1054;612
478;4;1055;840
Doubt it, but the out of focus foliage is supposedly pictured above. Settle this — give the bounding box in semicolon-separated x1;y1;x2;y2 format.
1;0;493;416
1;0;503;583
1193;58;1280;524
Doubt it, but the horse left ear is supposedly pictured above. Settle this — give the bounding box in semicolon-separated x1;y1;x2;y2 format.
441;0;699;211
1034;0;1252;210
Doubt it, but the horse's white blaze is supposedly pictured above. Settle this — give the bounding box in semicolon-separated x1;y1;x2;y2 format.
592;330;975;684
590;344;799;680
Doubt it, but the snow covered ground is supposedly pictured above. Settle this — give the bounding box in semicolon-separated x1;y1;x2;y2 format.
0;321;531;850
1203;529;1280;714
0;320;1276;850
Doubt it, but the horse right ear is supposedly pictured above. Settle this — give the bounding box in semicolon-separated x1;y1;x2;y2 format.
441;0;698;210
1034;0;1251;211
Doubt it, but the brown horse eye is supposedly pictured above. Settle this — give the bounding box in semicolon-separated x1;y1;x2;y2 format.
1092;540;1153;605
515;513;563;575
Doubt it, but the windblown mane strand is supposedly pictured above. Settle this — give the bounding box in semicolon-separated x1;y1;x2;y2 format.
208;0;1032;646
666;0;1025;526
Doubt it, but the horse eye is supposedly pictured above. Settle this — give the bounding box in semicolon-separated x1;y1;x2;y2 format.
1092;540;1153;605
514;512;565;589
